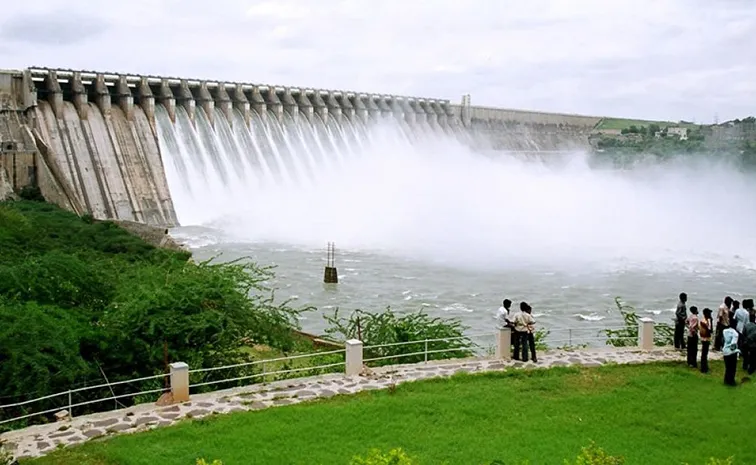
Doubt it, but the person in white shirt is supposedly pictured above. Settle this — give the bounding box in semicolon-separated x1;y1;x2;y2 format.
513;301;537;363
496;299;513;329
496;299;520;359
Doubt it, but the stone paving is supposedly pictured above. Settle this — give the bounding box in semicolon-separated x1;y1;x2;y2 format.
0;347;711;461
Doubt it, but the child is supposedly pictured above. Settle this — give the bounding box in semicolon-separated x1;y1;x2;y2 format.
699;308;713;374
686;306;699;368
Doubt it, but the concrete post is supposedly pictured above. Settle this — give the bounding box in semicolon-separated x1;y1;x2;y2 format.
177;80;196;122
495;328;512;360
338;94;355;121
345;339;363;376
169;362;190;403
296;92;314;122
264;88;283;120
44;70;63;119
310;91;328;122
94;74;111;117
138;77;155;122
116;76;134;121
281;88;298;117
325;92;342;122
352;95;369;124
70;72;88;120
215;82;233;125
231;84;250;127
248;86;267;116
158;79;176;122
638;318;655;351
196;81;214;126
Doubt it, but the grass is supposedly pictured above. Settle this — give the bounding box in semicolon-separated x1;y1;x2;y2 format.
26;361;756;465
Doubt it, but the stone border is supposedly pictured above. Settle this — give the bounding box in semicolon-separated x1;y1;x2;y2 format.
1;347;705;461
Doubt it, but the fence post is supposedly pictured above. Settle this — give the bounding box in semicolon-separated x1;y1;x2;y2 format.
496;328;512;360
638;318;655;351
345;339;363;376
169;362;190;403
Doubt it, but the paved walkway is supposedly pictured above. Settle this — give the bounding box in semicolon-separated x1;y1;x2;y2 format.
1;347;707;461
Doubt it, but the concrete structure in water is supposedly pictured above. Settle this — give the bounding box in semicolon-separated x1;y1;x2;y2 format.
0;67;603;227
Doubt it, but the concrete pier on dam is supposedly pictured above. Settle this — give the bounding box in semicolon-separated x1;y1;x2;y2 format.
0;67;601;227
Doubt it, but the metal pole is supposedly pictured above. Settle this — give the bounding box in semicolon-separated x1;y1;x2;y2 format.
424;340;428;363
569;329;572;347
68;390;72;419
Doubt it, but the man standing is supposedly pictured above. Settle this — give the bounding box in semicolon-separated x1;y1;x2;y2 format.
715;296;732;351
514;302;537;363
497;299;520;359
741;313;756;375
674;292;688;350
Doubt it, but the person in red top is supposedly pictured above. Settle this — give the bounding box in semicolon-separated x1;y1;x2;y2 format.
686;306;699;368
699;308;713;374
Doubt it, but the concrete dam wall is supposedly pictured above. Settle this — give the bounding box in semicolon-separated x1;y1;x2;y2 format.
0;67;602;227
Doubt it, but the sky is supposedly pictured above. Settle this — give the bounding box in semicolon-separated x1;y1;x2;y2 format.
1;0;754;123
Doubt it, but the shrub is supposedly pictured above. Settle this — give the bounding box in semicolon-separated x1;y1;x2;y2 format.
603;297;673;347
350;448;418;465
564;442;625;465
323;307;475;366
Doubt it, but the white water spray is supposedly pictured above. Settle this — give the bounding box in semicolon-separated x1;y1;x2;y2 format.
156;107;756;273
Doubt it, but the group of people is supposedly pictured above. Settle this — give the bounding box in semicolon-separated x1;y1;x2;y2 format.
675;293;756;386
496;293;756;386
497;299;538;363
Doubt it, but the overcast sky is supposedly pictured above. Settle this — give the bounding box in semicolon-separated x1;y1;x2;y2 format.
1;0;754;123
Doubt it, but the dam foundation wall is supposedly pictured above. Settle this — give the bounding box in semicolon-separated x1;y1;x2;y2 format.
0;67;602;227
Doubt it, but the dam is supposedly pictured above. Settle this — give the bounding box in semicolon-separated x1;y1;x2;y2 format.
0;67;601;226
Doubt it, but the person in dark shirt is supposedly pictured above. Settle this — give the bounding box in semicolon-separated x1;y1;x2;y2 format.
674;292;688;350
742;312;756;375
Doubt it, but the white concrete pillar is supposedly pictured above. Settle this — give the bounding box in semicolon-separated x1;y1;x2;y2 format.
638;318;655;351
496;328;512;360
169;362;190;403
345;339;363;376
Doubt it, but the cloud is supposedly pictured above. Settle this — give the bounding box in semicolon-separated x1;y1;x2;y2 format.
1;0;754;122
0;11;107;45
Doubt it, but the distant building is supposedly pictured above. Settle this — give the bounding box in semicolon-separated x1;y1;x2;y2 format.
667;127;688;140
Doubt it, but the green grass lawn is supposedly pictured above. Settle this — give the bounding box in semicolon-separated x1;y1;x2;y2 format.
27;361;755;465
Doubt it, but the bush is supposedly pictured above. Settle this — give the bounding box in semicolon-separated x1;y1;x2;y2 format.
323;307;475;366
350;448;418;465
603;297;673;347
564;442;625;465
0;201;307;428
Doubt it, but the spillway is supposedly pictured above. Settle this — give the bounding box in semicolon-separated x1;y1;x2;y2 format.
0;67;599;228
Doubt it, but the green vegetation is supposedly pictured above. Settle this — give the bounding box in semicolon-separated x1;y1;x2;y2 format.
0;199;476;430
596;118;670;131
0;199;308;428
28;362;755;465
324;308;474;366
604;297;673;347
596;118;698;131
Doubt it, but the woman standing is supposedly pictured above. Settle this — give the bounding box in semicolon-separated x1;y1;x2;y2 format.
722;319;741;386
699;308;713;374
